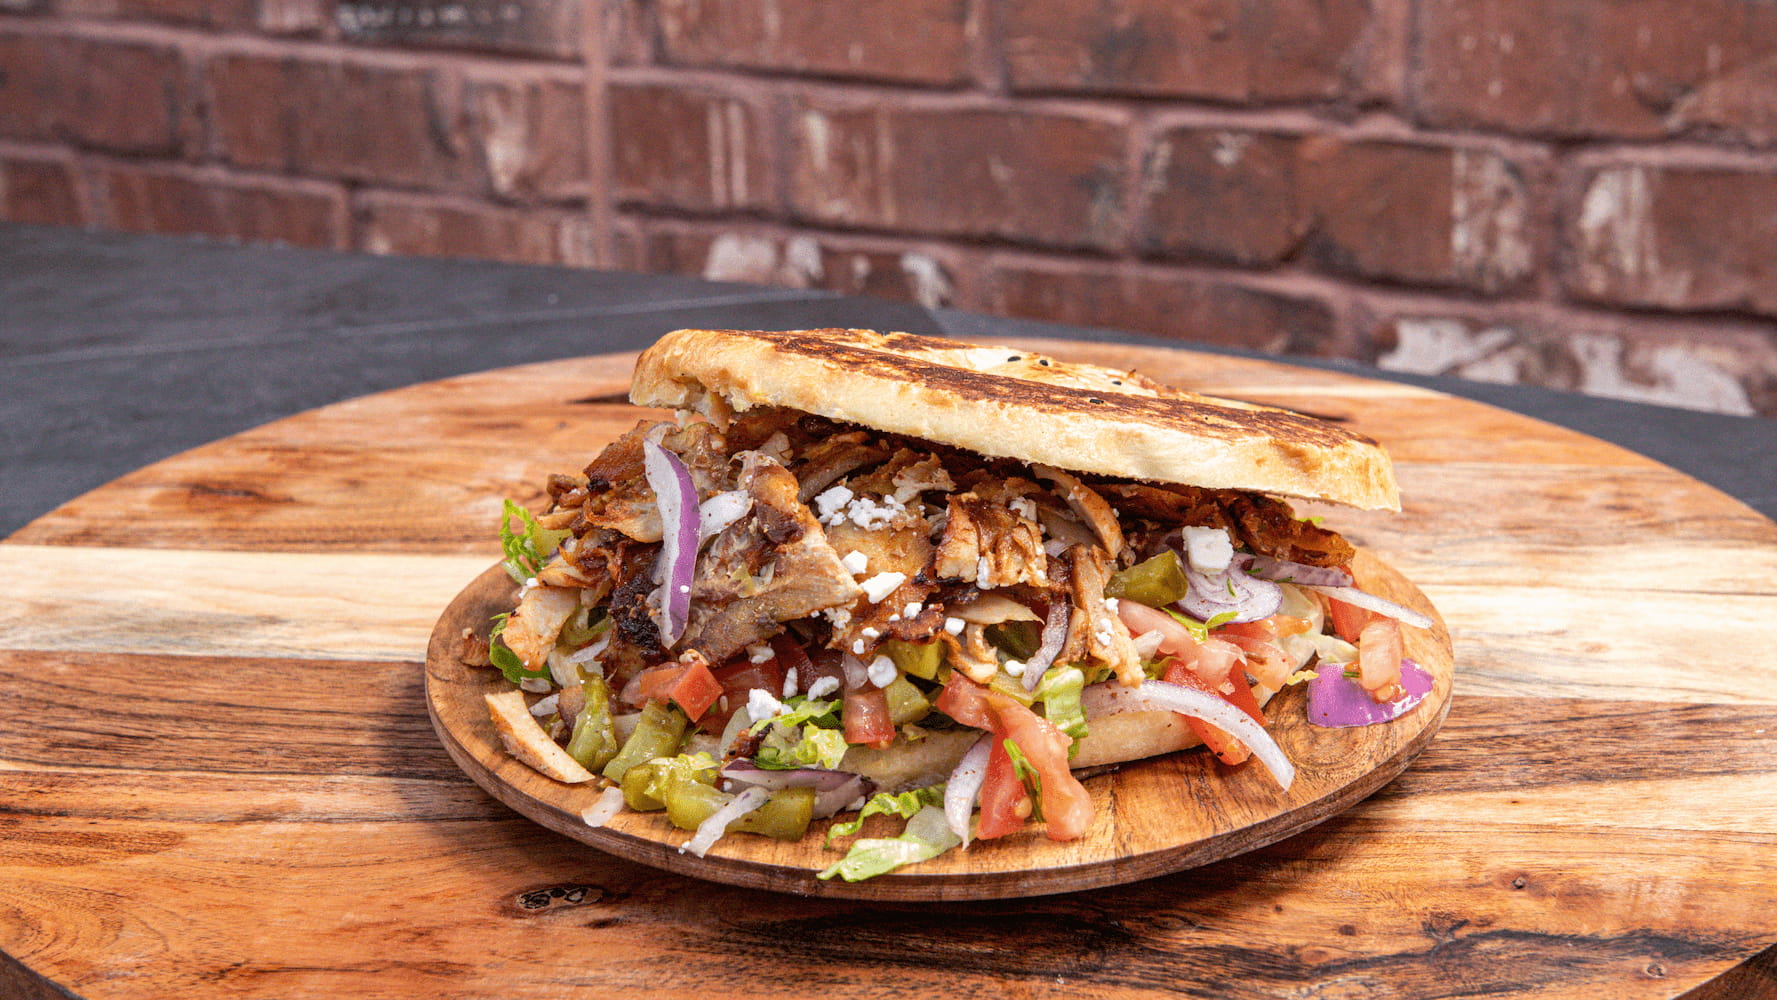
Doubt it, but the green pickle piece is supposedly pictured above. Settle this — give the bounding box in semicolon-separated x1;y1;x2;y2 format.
1104;550;1191;607
564;672;620;772
664;783;816;841
601;699;687;783
881;675;931;725
881;639;944;680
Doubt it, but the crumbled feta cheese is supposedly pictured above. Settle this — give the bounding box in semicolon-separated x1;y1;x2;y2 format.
903;602;923;619
845;493;906;530
1103;597;1120;615
814;485;854;524
805;675;840;700
1181;525;1235;573
866;655;897;688
851;638;867;655
1003;659;1025;678
747;643;774;664
528;693;560;717
841;549;869;575
976;556;992;585
860;626;881;639
860;571;907;603
823;606;853;631
944;616;966;635
782;668;799;699
748;687;786;722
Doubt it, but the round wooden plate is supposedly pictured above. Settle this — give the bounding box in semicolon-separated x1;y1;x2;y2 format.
426;548;1455;900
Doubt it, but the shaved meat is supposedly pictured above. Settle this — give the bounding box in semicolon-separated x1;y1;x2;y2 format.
502;584;581;672
1064;545;1143;686
933;493;1049;590
792;431;890;502
1095;482;1229;528
1226;494;1355;568
1032;465;1124;559
679;453;863;662
824;515;940;653
938;622;1001;685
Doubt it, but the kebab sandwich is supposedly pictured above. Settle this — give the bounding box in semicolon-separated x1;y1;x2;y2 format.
469;328;1436;880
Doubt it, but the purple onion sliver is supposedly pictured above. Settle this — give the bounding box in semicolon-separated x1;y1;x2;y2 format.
1023;599;1072;691
642;439;700;647
945;735;993;845
1244;555;1354;588
1307;657;1434;728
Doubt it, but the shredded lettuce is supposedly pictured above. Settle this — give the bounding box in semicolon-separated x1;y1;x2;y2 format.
817;804;962;882
1163;606;1237;642
499;499;569;583
755;724;849;771
825;785;945;845
1032;665;1088;741
487;613;548;683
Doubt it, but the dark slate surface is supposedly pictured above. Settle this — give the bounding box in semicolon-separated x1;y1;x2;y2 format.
4;223;1774;536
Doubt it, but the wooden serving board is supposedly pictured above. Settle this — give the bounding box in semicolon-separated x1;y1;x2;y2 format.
3;340;1776;1000
427;552;1453;900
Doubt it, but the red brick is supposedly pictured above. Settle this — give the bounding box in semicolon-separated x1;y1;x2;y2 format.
789;96;1128;250
333;0;583;61
1138;129;1537;293
357;192;596;267
1137;128;1305;266
1003;0;1378;102
1418;0;1777;144
465;73;587;202
0;152;84;226
989;259;1339;355
656;0;972;85
1299;136;1536;293
55;0;257;29
1565;160;1777;317
625;222;961;307
608;81;773;213
100;165;347;249
0;31;189;154
1367;303;1777;417
208;53;472;189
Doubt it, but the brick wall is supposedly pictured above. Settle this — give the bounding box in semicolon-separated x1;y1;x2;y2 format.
4;0;1775;417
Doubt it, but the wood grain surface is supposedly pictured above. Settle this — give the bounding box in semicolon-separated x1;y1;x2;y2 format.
4;340;1776;1000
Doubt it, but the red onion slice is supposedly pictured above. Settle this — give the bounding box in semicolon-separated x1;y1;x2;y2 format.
642;439;700;647
1081;680;1295;789
1308;657;1433;728
719;760;876;818
1299;584;1435;630
1180;557;1282;624
1021;599;1073;691
683;785;770;857
944;734;993;845
1244;555;1354;588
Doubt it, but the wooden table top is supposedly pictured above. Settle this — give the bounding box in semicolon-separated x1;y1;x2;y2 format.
3;339;1775;1000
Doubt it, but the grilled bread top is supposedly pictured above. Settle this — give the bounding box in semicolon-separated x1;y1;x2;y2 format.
630;328;1401;511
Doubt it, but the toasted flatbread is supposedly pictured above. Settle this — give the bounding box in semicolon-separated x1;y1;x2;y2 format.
631;328;1400;511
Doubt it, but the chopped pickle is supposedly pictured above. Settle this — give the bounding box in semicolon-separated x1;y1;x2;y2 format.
985;621;1041;661
663;783;817;841
1104;550;1190;607
621;753;717;811
601;699;687;783
565;672;620;771
881;639;944;680
882;675;931;726
988;670;1036;707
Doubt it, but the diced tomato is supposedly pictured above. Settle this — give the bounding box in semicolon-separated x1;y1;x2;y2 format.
1214;618;1294;690
984;690;1093;842
700;656;789;734
974;737;1031;840
1161;659;1263;767
667;657;723;722
842;683;896;748
1116;600;1200;657
1328;595;1373;644
934;673;996;730
622;663;686;708
1356;616;1405;702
